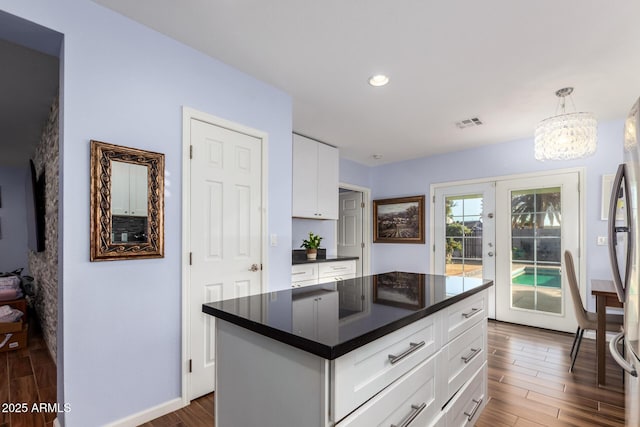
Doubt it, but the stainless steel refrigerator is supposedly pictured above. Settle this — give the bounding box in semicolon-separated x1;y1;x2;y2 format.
609;97;640;425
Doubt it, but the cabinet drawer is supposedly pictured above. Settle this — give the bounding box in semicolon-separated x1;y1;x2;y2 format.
319;261;356;278
443;290;487;342
291;264;317;283
337;353;440;427
291;278;319;288
445;363;487;427
332;312;441;421
444;320;486;399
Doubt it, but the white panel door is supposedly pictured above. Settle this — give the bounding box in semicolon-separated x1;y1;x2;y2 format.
189;118;264;399
338;190;364;277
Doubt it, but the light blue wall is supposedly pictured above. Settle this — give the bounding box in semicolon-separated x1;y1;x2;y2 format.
370;119;624;311
0;1;292;426
0;166;29;275
340;157;372;189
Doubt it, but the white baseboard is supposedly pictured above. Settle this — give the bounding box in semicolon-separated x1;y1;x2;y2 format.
103;398;186;427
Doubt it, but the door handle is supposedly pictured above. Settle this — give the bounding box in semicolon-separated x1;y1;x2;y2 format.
248;264;259;272
609;332;637;377
608;163;630;302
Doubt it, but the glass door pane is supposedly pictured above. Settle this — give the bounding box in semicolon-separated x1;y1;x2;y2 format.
510;187;562;314
445;194;484;278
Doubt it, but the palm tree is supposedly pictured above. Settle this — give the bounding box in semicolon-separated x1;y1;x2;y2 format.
511;190;561;229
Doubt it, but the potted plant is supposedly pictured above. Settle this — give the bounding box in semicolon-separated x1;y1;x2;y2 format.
301;232;323;260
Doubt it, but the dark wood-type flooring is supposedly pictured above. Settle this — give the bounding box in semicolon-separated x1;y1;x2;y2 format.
0;320;57;427
147;320;626;427
477;320;625;427
4;320;622;426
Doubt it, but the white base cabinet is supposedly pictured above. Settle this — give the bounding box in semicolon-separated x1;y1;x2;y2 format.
214;289;488;427
292;260;356;288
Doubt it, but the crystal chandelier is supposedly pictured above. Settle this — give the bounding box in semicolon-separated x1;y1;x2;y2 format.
534;87;597;161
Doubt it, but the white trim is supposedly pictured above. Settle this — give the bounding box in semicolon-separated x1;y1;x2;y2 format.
103;398;185;427
338;182;372;276
181;106;269;403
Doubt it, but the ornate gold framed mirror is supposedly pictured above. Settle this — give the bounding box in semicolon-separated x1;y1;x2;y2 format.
90;140;165;261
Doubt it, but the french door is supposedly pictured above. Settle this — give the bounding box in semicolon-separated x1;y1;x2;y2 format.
434;183;496;318
495;172;580;332
434;171;582;332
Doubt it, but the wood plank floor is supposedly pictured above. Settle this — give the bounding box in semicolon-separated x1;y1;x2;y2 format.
0;321;57;427
477;320;625;427
146;320;627;426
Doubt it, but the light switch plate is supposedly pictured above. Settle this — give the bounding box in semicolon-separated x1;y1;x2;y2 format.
597;236;607;246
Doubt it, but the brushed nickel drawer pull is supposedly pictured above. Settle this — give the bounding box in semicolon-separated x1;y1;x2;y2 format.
388;341;425;365
461;347;481;364
292;271;306;276
462;307;481;318
463;398;483;421
390;402;426;427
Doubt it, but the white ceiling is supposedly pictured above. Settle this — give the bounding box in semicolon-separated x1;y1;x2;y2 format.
80;2;640;164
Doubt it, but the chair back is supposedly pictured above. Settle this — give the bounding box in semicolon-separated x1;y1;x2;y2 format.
564;250;589;329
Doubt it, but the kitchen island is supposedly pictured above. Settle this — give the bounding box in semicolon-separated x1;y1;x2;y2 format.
203;272;493;427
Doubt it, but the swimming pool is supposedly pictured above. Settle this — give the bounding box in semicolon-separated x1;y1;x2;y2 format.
511;267;561;288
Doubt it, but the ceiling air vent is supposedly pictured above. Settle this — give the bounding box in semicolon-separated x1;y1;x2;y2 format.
455;117;483;129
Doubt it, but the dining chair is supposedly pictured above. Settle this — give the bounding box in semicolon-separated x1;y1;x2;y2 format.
564;250;624;373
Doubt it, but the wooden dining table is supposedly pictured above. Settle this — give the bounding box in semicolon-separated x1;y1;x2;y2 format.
590;279;623;386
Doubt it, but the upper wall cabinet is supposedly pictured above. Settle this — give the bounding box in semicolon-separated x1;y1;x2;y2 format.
111;161;149;217
292;134;339;220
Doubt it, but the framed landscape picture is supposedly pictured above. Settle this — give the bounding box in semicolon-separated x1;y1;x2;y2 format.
373;195;425;243
373;272;425;310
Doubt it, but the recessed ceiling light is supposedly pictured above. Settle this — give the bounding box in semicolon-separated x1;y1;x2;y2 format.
368;74;389;87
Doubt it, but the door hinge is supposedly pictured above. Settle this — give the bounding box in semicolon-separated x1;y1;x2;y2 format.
361;202;365;208
433;244;436;252
189;359;192;373
361;242;365;249
432;195;436;203
190;145;193;159
260;263;263;270
189;252;192;265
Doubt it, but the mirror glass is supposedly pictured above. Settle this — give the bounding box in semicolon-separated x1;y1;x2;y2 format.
90;140;164;261
110;161;149;244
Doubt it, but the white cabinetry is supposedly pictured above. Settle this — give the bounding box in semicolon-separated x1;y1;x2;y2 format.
214;288;489;427
292;134;339;220
291;260;356;288
111;161;148;217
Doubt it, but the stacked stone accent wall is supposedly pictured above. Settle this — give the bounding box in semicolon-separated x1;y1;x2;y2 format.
28;95;59;362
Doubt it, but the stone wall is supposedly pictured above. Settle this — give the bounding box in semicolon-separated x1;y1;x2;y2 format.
28;95;59;361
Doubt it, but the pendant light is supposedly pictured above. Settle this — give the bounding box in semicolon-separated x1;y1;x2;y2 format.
534;87;597;161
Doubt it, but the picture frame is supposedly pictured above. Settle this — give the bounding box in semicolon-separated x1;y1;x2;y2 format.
90;140;165;261
373;195;425;243
373;272;425;310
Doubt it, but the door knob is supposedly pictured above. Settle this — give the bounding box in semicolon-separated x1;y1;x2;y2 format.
249;264;259;272
488;252;494;257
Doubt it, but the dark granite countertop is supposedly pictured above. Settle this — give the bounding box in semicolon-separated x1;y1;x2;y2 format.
203;272;493;360
292;256;359;265
291;248;358;265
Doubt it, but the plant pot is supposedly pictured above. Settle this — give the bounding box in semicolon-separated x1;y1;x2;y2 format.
306;249;317;260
